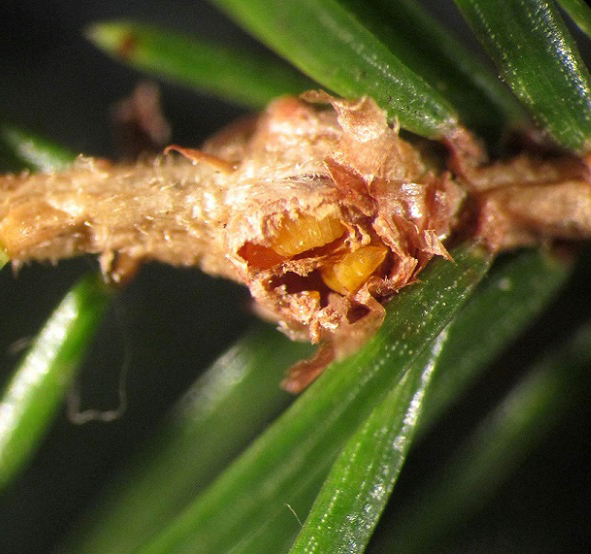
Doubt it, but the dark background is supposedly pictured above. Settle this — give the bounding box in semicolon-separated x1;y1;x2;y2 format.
0;1;590;552
0;2;259;552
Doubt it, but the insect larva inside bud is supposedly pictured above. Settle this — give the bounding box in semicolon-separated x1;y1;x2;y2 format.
3;90;591;392
270;214;346;257
321;244;389;295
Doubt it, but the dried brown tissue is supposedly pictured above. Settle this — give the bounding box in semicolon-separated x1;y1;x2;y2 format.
1;90;591;391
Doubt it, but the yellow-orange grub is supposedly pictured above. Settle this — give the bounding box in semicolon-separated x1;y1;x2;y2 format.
321;244;389;295
270;214;345;257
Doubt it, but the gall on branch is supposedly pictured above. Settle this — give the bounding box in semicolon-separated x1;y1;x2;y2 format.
1;91;591;391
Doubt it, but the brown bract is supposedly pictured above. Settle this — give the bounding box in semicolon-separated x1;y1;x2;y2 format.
1;91;591;391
